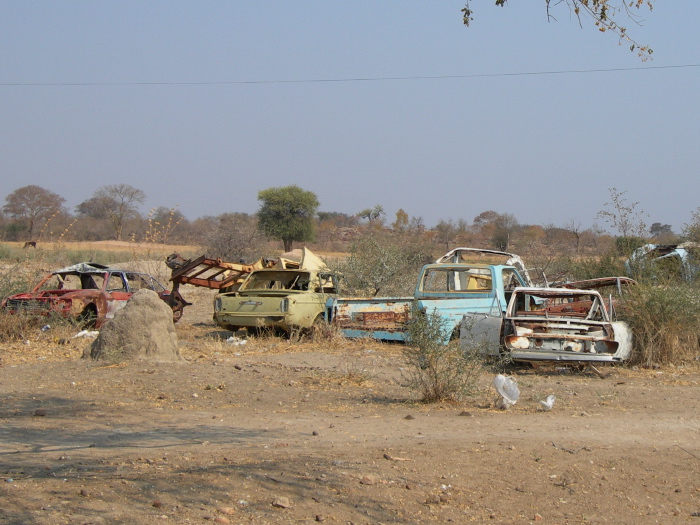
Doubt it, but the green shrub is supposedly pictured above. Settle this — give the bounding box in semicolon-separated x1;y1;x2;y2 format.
402;309;484;402
337;232;431;297
564;252;627;281
614;236;647;256
619;283;700;367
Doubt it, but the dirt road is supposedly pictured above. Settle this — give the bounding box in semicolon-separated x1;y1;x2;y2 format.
0;290;698;524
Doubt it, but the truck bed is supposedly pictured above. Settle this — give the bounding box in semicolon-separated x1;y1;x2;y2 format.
327;297;414;341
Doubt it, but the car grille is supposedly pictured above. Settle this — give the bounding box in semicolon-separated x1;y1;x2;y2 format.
5;299;52;312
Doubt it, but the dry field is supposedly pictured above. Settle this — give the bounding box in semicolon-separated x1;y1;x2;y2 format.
0;253;699;524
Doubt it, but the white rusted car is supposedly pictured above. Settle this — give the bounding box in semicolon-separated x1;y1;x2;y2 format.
461;287;632;363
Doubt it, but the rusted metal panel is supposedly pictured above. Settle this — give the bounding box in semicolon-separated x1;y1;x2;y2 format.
169;255;255;290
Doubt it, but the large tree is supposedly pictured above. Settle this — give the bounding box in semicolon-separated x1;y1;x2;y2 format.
2;185;66;240
203;212;261;262
462;1;654;58
472;210;519;251
257;185;319;252
76;184;146;241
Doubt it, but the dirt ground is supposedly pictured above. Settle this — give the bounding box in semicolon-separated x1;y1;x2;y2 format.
0;286;699;524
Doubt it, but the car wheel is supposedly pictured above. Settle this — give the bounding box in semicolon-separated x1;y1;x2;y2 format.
310;314;330;341
78;306;98;328
289;326;303;344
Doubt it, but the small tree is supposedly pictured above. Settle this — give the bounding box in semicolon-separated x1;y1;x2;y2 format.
2;185;66;240
596;187;648;240
392;208;409;233
563;219;584;254
682;208;700;243
257;185;319;252
145;206;187;244
358;204;386;229
472;210;519;251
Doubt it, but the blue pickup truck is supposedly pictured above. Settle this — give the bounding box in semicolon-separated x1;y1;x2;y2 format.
326;248;533;342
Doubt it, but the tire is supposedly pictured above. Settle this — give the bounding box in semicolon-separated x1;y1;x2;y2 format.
310;314;330;341
288;326;303;344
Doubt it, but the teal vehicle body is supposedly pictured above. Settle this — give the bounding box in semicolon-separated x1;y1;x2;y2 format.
326;262;529;342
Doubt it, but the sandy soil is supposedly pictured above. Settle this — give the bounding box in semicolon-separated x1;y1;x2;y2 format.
0;287;699;524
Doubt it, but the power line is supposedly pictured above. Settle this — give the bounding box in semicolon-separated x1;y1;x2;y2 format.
1;63;699;87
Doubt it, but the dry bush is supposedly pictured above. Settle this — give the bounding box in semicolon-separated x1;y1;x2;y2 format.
620;283;700;367
402;310;484;402
0;310;38;342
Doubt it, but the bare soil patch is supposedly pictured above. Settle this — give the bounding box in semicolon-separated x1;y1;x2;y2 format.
0;286;699;524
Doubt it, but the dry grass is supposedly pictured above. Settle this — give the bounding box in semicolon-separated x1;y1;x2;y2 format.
620;283;700;367
2;240;199;254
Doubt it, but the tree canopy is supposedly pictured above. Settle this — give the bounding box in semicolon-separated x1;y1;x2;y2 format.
257;185;319;252
76;184;146;241
2;185;66;240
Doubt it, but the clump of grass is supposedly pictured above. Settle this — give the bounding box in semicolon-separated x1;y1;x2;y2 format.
0;262;35;299
620;283;700;367
0;310;37;342
0;306;85;342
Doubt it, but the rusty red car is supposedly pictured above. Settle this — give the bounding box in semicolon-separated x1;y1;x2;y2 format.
1;262;183;328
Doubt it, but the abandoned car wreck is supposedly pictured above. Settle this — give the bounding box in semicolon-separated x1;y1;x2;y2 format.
462;287;632;363
1;262;181;327
212;248;339;338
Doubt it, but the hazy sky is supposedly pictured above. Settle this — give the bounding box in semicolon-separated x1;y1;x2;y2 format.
1;2;698;233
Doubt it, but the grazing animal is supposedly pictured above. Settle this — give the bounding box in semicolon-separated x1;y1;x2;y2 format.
23;241;37;249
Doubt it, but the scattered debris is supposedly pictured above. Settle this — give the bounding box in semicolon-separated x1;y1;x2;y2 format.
674;445;700;460
539;395;556;411
360;474;378;485
493;374;520;409
72;330;99;339
383;453;412;462
551;441;590;454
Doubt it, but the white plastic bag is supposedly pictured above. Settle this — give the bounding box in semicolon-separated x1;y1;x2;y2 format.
493;374;520;409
